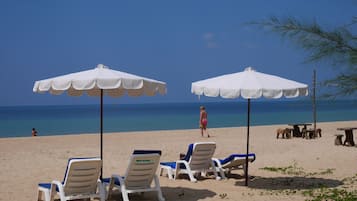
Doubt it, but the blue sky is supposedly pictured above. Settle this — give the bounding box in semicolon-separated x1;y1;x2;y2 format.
0;0;355;106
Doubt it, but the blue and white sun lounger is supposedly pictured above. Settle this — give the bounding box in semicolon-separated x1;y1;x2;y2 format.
103;150;165;201
213;153;256;179
37;157;105;201
160;142;220;182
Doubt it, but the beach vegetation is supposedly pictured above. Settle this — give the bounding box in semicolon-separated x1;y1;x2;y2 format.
259;165;357;201
252;16;357;98
260;162;335;176
341;174;357;185
303;188;357;201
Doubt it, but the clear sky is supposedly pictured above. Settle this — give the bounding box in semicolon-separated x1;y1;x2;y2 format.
0;0;355;106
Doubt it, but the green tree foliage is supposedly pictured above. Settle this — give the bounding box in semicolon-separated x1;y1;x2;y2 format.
254;16;357;97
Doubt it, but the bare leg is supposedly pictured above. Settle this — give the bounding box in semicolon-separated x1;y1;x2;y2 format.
204;128;210;137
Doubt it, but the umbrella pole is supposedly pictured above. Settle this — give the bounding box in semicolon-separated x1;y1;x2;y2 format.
245;99;250;186
100;89;103;180
313;69;317;136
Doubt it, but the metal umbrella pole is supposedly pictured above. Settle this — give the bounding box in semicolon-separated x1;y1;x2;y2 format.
312;70;317;136
245;98;251;186
100;89;103;180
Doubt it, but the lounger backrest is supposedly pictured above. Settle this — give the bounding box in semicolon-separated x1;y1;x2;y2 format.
220;153;256;165
124;150;161;190
189;142;216;171
220;154;256;168
63;158;102;196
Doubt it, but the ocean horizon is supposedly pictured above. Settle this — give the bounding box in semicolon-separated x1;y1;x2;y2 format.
0;99;356;138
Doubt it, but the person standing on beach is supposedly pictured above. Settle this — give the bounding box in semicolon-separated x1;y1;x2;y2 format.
32;128;38;137
199;106;210;137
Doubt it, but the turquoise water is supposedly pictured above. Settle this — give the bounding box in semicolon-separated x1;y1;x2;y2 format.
0;100;356;138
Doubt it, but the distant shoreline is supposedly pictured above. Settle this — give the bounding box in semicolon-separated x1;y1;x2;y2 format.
0;100;356;138
2;120;356;140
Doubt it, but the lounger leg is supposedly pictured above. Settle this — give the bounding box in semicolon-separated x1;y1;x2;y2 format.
160;166;174;179
159;167;163;176
37;190;42;201
188;172;197;182
211;161;221;180
185;168;197;182
167;168;174;179
243;164;247;178
44;191;50;201
212;158;227;179
174;168;179;180
37;188;50;201
176;164;197;182
120;187;130;201
201;171;207;177
50;184;57;201
154;175;165;201
219;168;227;179
98;182;106;201
107;177;116;200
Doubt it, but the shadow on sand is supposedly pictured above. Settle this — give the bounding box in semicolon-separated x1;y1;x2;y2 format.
235;175;343;190
107;186;216;201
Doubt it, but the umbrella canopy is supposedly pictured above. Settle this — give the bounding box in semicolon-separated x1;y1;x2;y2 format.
33;64;167;178
33;64;166;97
191;67;308;99
191;67;308;186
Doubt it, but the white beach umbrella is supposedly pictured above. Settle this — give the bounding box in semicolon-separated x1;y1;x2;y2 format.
191;67;308;186
33;64;167;178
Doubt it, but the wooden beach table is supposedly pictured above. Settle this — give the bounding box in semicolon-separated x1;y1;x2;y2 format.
337;127;357;146
288;123;312;137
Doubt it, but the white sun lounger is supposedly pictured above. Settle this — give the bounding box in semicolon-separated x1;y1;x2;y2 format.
103;150;165;201
37;157;105;201
160;142;220;182
213;153;256;179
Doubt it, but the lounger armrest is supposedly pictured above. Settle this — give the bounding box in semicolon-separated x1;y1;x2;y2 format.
107;174;125;200
51;180;63;191
232;154;256;162
244;154;256;162
176;160;189;169
97;179;105;200
51;180;64;201
113;174;127;197
251;154;256;162
212;158;222;168
174;160;190;180
111;174;125;184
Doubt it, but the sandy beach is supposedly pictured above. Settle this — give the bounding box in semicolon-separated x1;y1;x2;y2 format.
1;120;356;201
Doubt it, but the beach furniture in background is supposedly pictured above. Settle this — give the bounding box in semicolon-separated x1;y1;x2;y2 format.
33;64;167;179
37;158;104;201
160;142;220;182
276;127;292;139
191;67;308;186
303;128;322;139
103;150;165;201
337;127;357;146
288;123;312;137
212;153;256;179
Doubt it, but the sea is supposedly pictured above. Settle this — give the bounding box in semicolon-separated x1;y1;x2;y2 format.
0;100;356;138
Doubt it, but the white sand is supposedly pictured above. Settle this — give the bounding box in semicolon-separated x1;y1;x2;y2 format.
0;121;356;201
